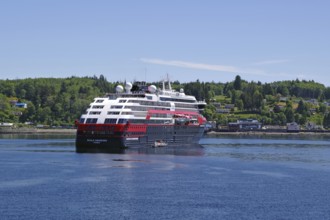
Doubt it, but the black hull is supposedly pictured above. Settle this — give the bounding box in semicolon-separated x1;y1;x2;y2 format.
75;125;205;153
75;137;126;153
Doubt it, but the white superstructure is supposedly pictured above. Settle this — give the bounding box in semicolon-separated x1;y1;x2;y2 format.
79;80;206;125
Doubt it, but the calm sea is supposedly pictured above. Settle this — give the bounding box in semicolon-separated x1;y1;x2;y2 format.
1;134;330;220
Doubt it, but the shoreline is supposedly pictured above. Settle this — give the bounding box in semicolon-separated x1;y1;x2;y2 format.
206;130;330;137
1;127;330;137
0;127;77;135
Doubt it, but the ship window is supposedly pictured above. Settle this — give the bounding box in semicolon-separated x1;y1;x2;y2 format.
175;103;195;108
107;111;120;115
129;106;148;111
110;105;123;109
128;100;139;103
121;112;132;115
86;118;98;123
119;99;127;103
129;119;145;124
146;96;152;100
118;119;128;124
104;118;117;124
92;105;104;109
95;99;104;103
89;111;101;115
79;118;85;123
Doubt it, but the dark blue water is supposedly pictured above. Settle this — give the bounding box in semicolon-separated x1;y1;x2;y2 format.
1;134;330;219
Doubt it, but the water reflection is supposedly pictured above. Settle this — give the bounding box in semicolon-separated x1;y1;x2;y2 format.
0;134;204;156
2;134;330;161
125;145;204;156
200;137;330;169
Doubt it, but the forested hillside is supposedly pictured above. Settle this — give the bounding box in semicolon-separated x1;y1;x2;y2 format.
0;75;115;126
1;75;330;128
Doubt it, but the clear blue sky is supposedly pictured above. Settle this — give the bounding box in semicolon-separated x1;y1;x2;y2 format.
1;0;330;85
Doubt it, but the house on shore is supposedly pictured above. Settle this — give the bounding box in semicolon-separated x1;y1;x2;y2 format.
287;122;300;132
228;119;262;131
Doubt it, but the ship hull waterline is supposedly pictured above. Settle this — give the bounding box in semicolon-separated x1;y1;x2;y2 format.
75;124;205;153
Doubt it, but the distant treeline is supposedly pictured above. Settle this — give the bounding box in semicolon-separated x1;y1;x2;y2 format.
1;75;330;127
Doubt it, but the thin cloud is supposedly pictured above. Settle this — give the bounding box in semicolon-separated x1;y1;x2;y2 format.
252;59;290;66
140;58;266;76
265;72;308;81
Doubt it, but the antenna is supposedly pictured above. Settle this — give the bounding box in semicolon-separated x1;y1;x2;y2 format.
167;73;172;91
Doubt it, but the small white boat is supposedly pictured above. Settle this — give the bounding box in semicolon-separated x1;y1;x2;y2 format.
152;140;168;148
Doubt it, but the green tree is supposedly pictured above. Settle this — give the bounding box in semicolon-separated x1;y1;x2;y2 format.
241;83;259;110
253;90;263;111
262;83;274;95
324;87;330;99
296;100;306;114
203;104;216;121
0;94;10;112
285;101;295;122
19;101;36;123
323;113;330;129
318;103;327;114
276;112;287;125
233;75;242;90
299;115;307;126
235;99;244;111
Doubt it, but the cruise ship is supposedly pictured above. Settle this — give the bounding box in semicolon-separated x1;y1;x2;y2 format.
75;80;207;152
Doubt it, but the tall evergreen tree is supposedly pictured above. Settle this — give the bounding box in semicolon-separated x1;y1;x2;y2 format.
284;101;294;122
233;75;242;90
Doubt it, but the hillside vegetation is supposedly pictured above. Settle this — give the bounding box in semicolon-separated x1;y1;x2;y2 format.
1;75;330;129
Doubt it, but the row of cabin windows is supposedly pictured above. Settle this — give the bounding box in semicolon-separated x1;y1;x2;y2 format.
93;99;195;109
90;100;186;111
88;111;172;117
88;111;144;116
94;99;169;106
129;119;172;124
125;106;170;111
96;98;130;103
104;119;117;124
175;103;198;109
81;118;172;124
89;104;195;111
149;113;170;118
85;118;98;123
159;97;195;103
82;118;128;124
87;110;125;115
107;111;133;115
127;100;171;107
107;94;146;100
